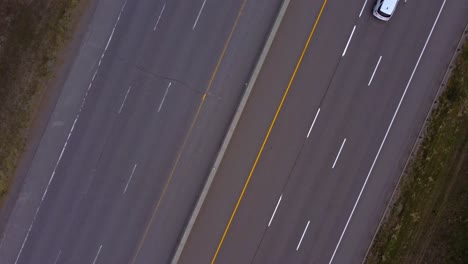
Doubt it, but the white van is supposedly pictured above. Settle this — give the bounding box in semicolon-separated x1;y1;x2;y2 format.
373;0;399;21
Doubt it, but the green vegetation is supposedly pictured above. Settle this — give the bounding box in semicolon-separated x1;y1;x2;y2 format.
366;42;468;263
0;0;81;203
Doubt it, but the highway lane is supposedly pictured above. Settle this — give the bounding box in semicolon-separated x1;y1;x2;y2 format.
178;0;468;263
251;1;468;263
330;2;468;262
0;0;283;263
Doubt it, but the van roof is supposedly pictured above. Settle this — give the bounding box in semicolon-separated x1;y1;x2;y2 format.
380;0;398;15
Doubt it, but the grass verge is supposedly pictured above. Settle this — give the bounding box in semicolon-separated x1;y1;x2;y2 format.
365;41;468;263
0;0;82;204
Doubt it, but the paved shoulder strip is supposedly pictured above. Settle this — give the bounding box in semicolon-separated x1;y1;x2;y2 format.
170;0;291;263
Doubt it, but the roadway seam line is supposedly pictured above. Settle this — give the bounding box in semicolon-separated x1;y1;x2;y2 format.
153;2;166;31
130;0;250;262
307;108;321;138
332;138;347;169
123;164;138;194
118;85;132;114
193;0;207;30
158;82;172;112
169;1;292;263
368;56;382;86
342;25;356;57
328;1;447;263
361;15;468;264
53;250;62;264
210;0;328;262
92;245;103;264
268;195;283;227
13;1;128;263
296;220;310;251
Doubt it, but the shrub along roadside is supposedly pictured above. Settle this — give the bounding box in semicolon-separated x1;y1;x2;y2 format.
365;42;468;263
0;0;81;204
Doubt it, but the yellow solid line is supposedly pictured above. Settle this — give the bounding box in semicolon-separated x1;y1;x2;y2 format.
210;1;328;263
130;1;248;263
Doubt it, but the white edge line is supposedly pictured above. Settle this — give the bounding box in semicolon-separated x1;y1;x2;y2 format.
359;0;368;18
118;86;132;113
332;138;347;169
104;0;126;52
193;0;207;30
307;108;321;138
158;82;171;112
328;1;446;263
342;25;356;57
153;3;166;31
14;115;78;264
368;56;382;86
296;220;311;251
13;2;128;263
268;195;283;227
123;164;138;194
92;245;103;264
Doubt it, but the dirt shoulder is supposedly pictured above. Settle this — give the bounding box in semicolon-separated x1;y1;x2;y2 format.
0;0;93;206
365;40;468;263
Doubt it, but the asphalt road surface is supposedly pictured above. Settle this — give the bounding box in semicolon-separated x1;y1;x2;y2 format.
178;0;468;263
0;0;282;263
